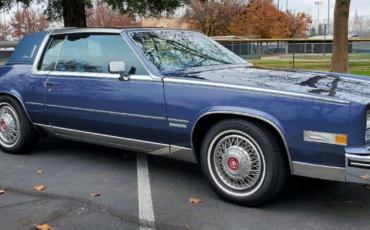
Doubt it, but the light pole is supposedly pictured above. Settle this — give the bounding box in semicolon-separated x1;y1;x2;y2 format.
315;1;323;35
328;0;330;35
286;0;288;11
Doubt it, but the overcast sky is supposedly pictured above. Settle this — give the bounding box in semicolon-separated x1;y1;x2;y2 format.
275;0;369;20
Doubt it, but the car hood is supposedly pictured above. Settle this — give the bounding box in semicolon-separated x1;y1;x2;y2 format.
165;66;370;104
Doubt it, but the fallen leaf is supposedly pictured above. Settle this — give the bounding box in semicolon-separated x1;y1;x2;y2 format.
90;193;100;197
189;198;202;204
36;223;53;230
34;185;45;191
0;190;4;194
366;185;370;190
185;223;191;228
361;175;370;180
346;201;353;204
359;204;365;208
268;212;272;216
37;170;43;174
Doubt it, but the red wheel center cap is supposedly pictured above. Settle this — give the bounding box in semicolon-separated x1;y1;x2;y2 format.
1;121;6;131
228;157;239;171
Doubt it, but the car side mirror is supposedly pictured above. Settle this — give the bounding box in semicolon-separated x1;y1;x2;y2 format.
109;61;128;81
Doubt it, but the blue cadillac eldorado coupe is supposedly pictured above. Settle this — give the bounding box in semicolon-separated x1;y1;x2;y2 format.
1;28;370;206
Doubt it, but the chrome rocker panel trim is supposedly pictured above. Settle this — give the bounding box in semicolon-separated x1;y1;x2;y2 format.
34;123;197;163
292;161;346;182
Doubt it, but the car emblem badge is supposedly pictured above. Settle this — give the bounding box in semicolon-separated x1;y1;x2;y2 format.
228;157;239;171
1;121;6;131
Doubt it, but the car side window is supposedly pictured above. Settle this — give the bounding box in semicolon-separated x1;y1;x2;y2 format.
55;34;148;75
38;37;65;71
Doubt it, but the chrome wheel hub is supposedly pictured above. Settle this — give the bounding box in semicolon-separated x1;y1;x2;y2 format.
0;105;19;145
213;135;262;190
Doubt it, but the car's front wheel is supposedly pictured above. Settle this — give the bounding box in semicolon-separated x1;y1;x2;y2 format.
200;119;288;206
0;96;39;153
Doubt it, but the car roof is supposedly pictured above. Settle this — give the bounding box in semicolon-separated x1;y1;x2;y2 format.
49;27;192;35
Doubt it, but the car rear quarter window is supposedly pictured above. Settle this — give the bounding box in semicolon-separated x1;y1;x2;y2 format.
55;34;148;75
38;37;65;71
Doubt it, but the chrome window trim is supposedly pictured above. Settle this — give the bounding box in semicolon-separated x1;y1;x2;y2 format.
191;111;294;173
48;71;154;81
164;78;350;105
45;104;167;121
292;161;345;182
50;28;123;35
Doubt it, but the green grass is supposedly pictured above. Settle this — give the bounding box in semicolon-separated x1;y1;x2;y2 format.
248;59;370;76
277;53;370;61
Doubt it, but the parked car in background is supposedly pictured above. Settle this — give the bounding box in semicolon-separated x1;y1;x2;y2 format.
1;28;370;206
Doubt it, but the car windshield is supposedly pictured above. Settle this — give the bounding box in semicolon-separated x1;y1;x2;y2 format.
129;30;247;71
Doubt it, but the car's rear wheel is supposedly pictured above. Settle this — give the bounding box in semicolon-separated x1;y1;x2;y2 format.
200;119;287;206
0;96;39;153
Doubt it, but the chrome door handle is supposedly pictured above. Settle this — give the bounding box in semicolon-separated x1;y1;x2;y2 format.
45;82;60;87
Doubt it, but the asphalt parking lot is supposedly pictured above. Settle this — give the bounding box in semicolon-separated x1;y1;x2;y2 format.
1;137;370;230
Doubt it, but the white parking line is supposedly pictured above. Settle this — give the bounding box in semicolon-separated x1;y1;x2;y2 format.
137;153;156;230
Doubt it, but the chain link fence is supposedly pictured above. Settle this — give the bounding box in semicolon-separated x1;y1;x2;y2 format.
217;40;370;61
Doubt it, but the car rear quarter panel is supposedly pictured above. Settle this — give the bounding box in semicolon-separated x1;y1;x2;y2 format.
0;64;48;124
164;79;351;165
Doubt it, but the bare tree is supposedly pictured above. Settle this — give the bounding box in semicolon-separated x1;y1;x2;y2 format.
10;8;50;40
0;20;11;41
330;0;351;73
86;2;139;27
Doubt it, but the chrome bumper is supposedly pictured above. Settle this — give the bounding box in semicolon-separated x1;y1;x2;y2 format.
346;153;370;184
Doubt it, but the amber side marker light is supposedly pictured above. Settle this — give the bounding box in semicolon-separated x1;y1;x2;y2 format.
335;135;347;146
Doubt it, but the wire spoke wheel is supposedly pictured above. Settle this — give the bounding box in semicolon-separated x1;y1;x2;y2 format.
213;134;262;191
0;103;20;147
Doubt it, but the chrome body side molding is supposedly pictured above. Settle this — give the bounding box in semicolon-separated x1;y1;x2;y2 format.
292;161;346;182
191;111;294;173
33;124;197;163
164;78;350;105
26;102;44;106
45;104;167;121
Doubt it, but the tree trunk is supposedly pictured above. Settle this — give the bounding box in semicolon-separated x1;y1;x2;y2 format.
62;0;87;27
330;0;351;73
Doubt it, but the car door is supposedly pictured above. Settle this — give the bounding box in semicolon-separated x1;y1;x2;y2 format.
44;33;169;153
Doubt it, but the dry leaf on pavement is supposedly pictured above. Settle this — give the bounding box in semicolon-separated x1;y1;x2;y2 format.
36;223;53;230
360;175;370;180
37;170;43;174
0;190;4;195
189;198;202;204
185;223;191;228
34;185;45;191
91;193;100;197
366;185;370;190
